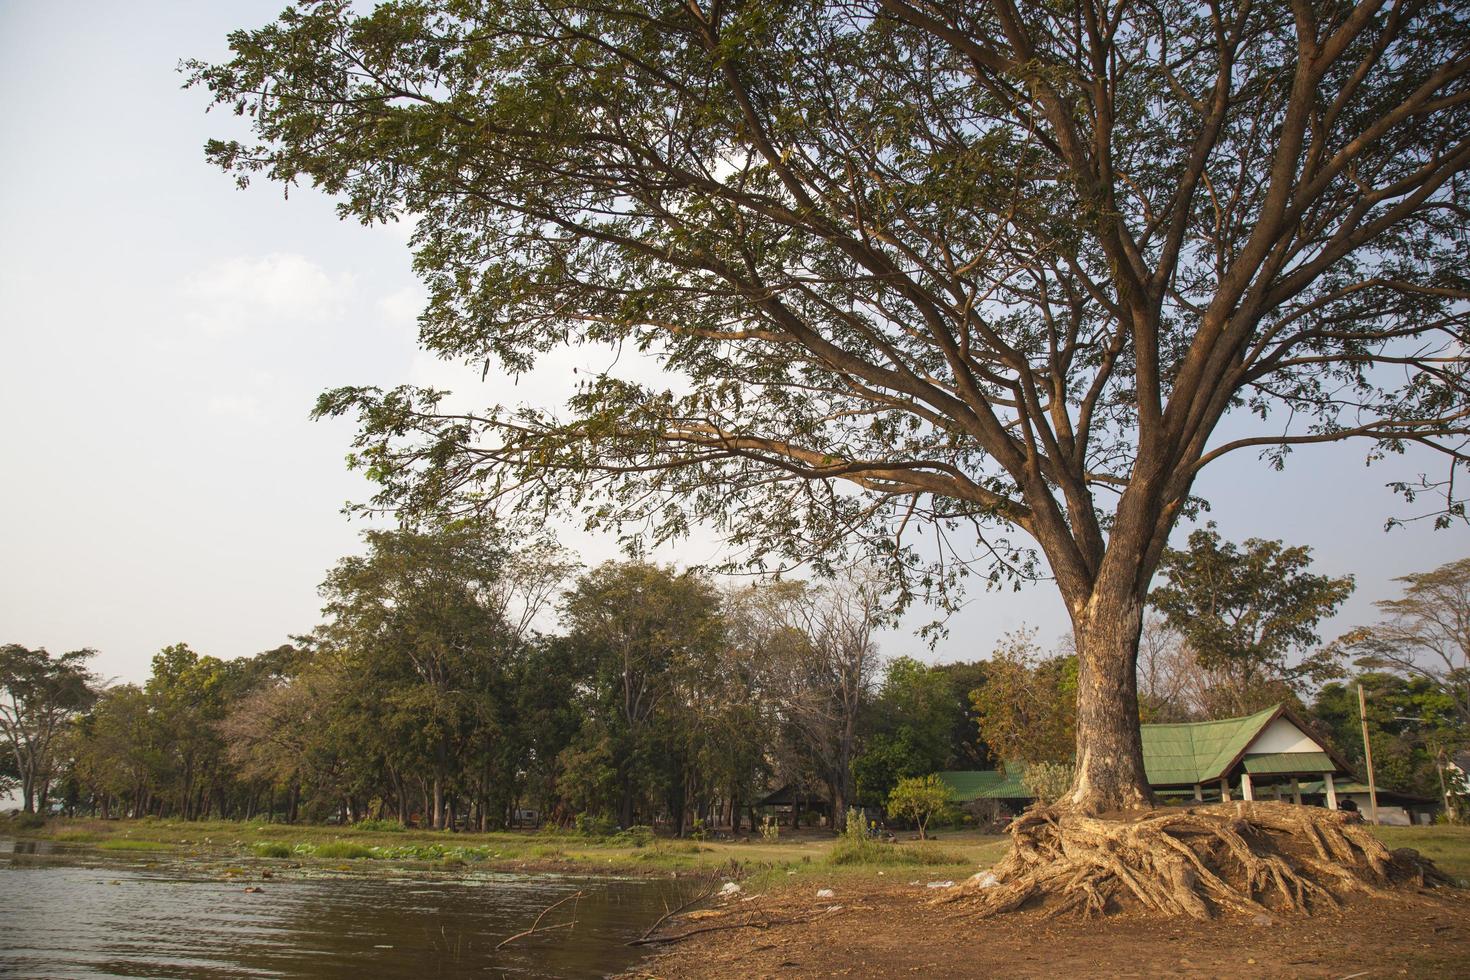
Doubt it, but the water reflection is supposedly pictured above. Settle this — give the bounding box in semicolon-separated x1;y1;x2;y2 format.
0;839;680;978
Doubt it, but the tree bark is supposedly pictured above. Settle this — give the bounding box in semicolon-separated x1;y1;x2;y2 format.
1066;585;1155;813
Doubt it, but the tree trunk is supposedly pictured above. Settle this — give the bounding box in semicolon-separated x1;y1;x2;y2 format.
1067;587;1155;814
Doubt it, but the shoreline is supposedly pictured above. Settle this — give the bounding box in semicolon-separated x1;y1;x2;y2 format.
621;876;1470;979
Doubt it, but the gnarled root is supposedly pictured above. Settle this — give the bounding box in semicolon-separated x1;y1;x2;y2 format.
946;801;1446;920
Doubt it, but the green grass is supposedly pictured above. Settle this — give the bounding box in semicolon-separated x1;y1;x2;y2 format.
251;842;294;858
826;837;967;867
1373;824;1470;879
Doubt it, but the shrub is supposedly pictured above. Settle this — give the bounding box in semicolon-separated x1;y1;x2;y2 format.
1022;761;1075;804
353;818;406;833
9;813;46;830
759;816;780;842
609;825;655;848
252;842;293;858
574;813;618;838
313;842;375;860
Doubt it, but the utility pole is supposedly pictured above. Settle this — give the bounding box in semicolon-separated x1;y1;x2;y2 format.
1357;684;1379;825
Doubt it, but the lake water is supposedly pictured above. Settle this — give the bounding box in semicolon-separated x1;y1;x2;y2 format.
0;838;684;978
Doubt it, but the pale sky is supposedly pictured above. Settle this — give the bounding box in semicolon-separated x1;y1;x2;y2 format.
2;1;1465;688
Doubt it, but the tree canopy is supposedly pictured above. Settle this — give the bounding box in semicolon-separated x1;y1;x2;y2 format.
191;0;1470;812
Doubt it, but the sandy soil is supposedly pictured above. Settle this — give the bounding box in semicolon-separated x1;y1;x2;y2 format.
622;878;1470;978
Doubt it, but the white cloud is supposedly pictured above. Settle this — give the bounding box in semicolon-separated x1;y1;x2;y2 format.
180;252;355;336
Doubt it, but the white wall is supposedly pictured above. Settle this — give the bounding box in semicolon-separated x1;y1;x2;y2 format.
1250;716;1324;755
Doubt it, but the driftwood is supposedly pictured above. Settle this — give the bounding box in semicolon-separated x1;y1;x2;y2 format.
496;889;585;949
943;801;1447;920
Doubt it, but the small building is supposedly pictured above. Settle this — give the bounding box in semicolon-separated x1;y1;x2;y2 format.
940;703;1370;812
1141;703;1354;807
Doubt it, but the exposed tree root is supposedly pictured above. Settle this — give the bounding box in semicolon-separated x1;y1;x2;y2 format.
943;801;1449;920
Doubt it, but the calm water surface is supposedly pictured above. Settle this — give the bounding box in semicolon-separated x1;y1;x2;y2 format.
0;838;684;979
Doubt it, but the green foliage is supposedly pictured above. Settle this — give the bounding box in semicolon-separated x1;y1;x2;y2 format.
609;825;655;848
252;842;293;858
574;813;619;838
353;819;407;833
1022;762;1076;805
854;658;959;803
970;630;1076;766
1151;526;1353;715
886;775;954;840
1311;673;1460;800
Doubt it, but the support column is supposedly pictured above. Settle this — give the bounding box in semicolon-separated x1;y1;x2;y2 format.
1324;773;1339;811
1193;783;1202;802
1241;772;1254;802
1291;778;1302;805
1220;778;1231;802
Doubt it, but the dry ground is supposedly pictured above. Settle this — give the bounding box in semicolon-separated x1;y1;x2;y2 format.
624;877;1470;978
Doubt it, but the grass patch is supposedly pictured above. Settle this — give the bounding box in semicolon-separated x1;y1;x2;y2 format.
826;838;966;867
54;831;104;843
311;842;376;860
252;842;294;858
352;819;407;833
1373;825;1470;879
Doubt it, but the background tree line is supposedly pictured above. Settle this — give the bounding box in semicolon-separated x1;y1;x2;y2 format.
6;522;1466;827
4;519;991;830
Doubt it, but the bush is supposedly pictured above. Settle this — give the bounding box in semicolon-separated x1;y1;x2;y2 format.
353;818;406;833
313;842;375;860
1022;761;1075;804
609;825;655;848
759;815;780;842
252;842;293;858
574;813;618;838
9;813;46;830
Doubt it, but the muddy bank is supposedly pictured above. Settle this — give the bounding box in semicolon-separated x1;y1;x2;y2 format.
623;878;1470;978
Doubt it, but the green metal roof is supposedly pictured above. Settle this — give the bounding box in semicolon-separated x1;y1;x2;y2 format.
936;769;1031;801
1141;704;1281;786
1241;751;1335;775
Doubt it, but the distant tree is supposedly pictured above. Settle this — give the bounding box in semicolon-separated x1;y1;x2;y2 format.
970;629;1076;767
752;573;885;829
1150;527;1353;716
1311;672;1463;803
930;661;994;769
855;656;956;802
317;518;562;829
561;561;726;829
1350;557;1470;730
0;644;97;813
887;774;953;840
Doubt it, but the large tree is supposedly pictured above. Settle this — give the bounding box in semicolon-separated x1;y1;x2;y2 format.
0;644;97;813
193;2;1470;907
